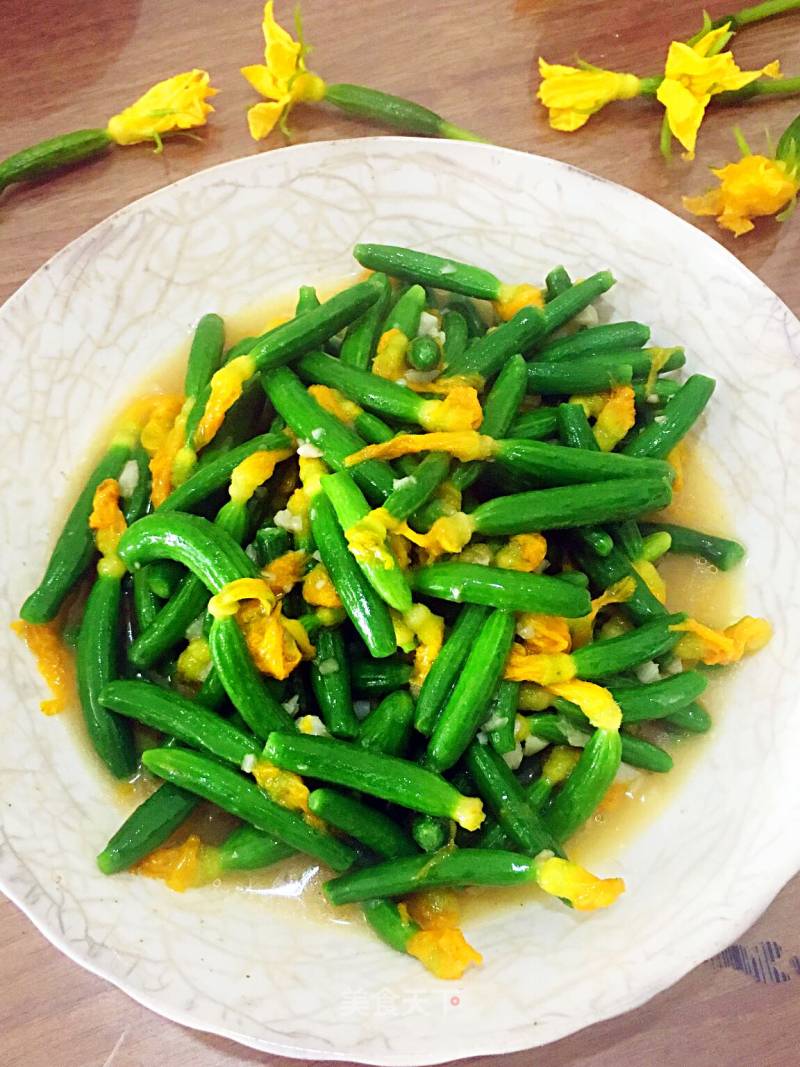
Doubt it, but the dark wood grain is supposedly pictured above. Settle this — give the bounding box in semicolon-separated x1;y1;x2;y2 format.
1;1;798;1063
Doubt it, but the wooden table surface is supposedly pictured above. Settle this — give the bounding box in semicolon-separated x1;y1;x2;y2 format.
2;1;799;1064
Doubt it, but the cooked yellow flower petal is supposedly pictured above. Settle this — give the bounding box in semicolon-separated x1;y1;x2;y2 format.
672;615;772;665
398;513;476;562
133;834;211;892
208;577;275;619
194;355;256;450
89;478;127;576
176;636;213;684
346;509;398;571
372;328;409;380
495;532;548;573
406;927;483;980
541;745;581;784
419;386;483;432
516;613;571;653
569;392;607;419
593;385;635;452
405;888;460;930
138;394;184;454
308;384;363;425
684;154;800;236
405;603;445;690
11;619;75;716
253;758;311;814
302;562;343;608
148;397;192;507
504;647;576;684
262;549;308;596
536;856;625;910
240;600;312;679
547;679;622;730
494;283;545;321
229;448;292;505
452;795;485;832
346;431;494;466
537;58;642;132
643;349;673;401
632;558;667;603
107;70;216;147
405;374;484;395
570;576;635;649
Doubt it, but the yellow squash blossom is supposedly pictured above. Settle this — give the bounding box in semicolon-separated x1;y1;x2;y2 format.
684;153;800;236
495;532;547;573
656;26;780;159
405;374;483;396
241;1;326;140
346;430;494;467
398;512;476;563
133;834;216;892
404;603;445;691
308;384;362;425
403;890;482;980
593;385;636;452
632;558;667;603
193;355;257;452
208;576;314;679
262;549;309;596
239;599;314;679
493;283;544;321
252;759;315;818
302;562;342;608
230;449;293;505
536;856;625;911
667;440;685;493
88;478;127;578
372;328;410;381
147;398;192;507
672;616;772;665
504;648;576;685
418;387;484;433
537;58;643;132
503;643;621;729
547;679;622;731
516;613;571;654
176;636;213;684
107;70;217;149
570;576;635;649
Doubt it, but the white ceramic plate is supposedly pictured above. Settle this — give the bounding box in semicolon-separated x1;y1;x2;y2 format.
1;138;799;1064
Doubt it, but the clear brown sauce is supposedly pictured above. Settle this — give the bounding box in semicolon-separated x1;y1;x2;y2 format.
47;292;745;934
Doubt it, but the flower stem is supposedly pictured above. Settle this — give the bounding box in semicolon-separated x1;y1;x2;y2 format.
659;112;673;161
638;77;663;97
716;74;800;103
732;126;753;155
718;0;800;29
438;121;489;143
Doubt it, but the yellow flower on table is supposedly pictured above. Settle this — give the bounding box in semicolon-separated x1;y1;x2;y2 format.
684;153;800;236
106;70;217;148
656;25;780;159
241;1;326;140
537;59;642;131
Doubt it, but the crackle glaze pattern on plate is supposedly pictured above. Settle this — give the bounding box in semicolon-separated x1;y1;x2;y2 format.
1;138;799;1065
